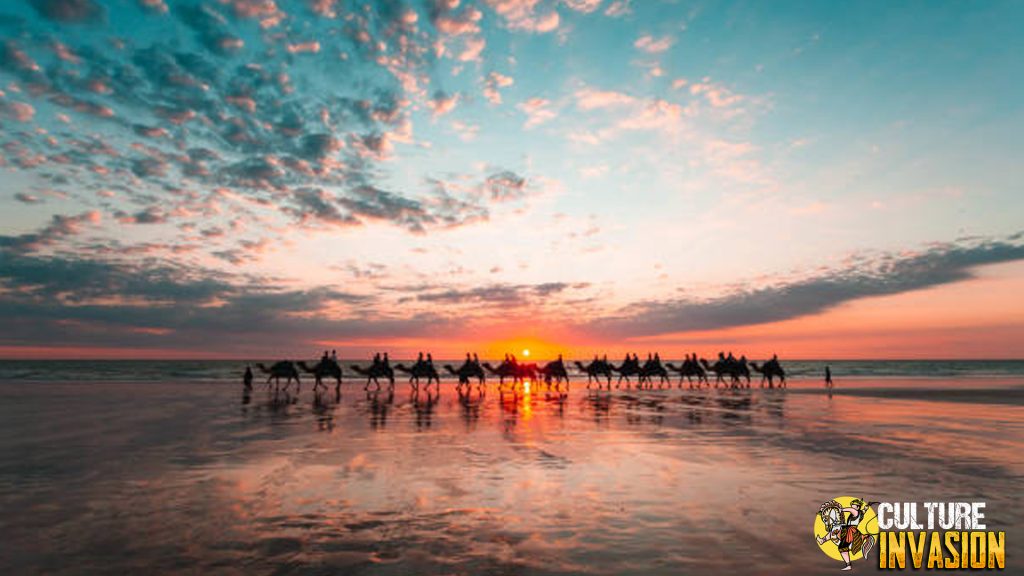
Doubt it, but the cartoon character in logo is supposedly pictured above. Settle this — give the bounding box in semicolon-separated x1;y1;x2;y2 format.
814;497;879;570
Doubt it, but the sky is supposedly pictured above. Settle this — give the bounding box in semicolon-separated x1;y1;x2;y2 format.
1;0;1023;359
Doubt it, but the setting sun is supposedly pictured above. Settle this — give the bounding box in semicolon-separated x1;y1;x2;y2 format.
522;349;530;357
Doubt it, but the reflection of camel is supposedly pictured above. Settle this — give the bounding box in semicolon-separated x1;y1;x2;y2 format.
256;361;300;391
350;363;394;389
297;359;342;392
666;360;709;388
395;362;441;388
574;360;612;388
750;361;786;388
444;363;486;387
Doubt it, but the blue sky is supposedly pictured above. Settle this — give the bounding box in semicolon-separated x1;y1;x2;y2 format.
1;0;1023;357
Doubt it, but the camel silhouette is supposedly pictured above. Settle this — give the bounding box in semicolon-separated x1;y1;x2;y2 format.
574;360;613;388
297;359;342;393
699;357;751;388
611;357;641;387
665;358;709;388
538;359;570;389
395;362;441;388
750;360;786;388
350;362;395;390
256;361;301;392
482;359;538;389
638;356;671;388
444;362;486;387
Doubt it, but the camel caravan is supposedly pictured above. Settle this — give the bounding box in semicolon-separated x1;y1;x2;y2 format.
244;350;787;395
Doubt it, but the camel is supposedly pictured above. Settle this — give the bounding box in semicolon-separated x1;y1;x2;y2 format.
256;361;300;392
444;362;486;387
297;359;342;393
482;360;538;389
481;362;514;386
574;360;613;388
395;362;441;388
639;360;672;388
750;360;786;388
350;362;394;389
665;359;709;388
611;357;641;387
538;359;570;389
699;357;751;388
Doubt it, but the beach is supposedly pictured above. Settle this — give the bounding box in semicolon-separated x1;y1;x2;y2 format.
0;366;1021;574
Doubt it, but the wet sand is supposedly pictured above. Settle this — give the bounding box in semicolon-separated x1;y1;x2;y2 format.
0;378;1021;574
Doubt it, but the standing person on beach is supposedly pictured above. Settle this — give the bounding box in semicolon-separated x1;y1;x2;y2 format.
825;366;833;391
243;365;253;390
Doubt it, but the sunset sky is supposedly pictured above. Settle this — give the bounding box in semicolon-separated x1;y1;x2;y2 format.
1;0;1022;359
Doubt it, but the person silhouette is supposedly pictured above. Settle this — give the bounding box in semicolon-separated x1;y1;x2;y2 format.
331;349;338;363
382;352;390;368
243;365;253;390
825;366;833;390
472;353;479;366
321;350;329;363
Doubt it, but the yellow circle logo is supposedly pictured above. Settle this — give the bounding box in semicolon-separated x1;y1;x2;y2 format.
813;496;879;565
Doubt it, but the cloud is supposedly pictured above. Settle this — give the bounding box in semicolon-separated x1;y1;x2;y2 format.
483;71;514;104
428;90;459;117
288;187;357;226
415;281;590;305
518;97;556;128
575;87;635;110
689;77;744;108
137;0;168;15
634;34;673;54
588;235;1024;337
0;251;418;353
485;0;560;33
29;0;105;23
0;100;35;122
286;41;321;54
604;0;630;17
563;0;603;14
483;170;528;201
0;210;100;254
14;192;43;204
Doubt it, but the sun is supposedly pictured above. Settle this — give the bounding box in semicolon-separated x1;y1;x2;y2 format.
522;348;530;357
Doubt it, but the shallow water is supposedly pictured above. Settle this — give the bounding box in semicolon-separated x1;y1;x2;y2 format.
0;380;1021;574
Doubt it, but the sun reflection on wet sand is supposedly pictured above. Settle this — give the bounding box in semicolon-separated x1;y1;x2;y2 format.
0;380;1021;574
